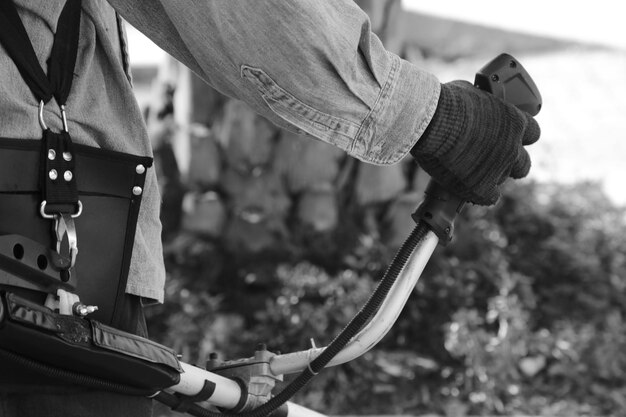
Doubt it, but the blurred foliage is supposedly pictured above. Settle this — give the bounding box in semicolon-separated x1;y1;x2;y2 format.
147;180;626;416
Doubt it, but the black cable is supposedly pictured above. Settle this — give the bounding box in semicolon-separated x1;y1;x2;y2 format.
157;222;431;417
0;221;431;417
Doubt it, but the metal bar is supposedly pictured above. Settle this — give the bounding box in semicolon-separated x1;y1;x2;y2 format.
167;229;440;415
168;363;329;416
269;230;439;376
169;362;243;409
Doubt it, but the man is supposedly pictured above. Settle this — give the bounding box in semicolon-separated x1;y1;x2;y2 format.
0;1;539;416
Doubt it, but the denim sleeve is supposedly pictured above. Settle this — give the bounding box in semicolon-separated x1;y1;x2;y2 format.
107;0;441;165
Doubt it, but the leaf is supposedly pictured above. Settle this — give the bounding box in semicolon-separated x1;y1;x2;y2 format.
519;355;546;377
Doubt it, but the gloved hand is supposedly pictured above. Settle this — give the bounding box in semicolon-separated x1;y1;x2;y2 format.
410;80;540;205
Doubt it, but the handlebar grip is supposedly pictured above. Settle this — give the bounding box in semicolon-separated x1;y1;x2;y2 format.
413;53;542;243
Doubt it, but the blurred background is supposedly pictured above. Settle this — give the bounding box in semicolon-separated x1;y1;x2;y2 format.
126;1;626;416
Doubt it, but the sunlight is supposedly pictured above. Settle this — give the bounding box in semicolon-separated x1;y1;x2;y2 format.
402;0;626;50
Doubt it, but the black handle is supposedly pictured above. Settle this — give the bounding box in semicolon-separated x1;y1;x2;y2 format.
413;53;542;244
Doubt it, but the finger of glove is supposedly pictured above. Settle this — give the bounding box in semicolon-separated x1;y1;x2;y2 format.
510;147;531;179
521;113;541;146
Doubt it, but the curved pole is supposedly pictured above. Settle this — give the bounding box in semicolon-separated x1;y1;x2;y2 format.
167;228;440;417
269;230;439;376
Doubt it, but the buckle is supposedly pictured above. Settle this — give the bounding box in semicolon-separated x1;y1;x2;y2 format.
39;100;69;132
39;200;83;220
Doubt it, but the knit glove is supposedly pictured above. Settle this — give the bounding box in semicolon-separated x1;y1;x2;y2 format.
410;80;540;205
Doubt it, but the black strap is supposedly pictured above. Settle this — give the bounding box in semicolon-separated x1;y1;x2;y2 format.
0;1;83;218
0;0;82;105
170;380;217;413
47;0;82;105
41;130;80;215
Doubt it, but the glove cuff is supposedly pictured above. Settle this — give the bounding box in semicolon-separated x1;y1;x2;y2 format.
410;83;465;160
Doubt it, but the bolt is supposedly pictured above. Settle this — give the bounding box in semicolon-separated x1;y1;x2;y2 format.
73;303;99;317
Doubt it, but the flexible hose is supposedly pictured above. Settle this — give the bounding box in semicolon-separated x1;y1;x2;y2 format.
0;222;431;417
159;222;431;417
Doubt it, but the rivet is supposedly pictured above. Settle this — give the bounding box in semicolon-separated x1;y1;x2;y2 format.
136;164;146;175
48;149;56;160
64;170;73;182
132;186;143;196
62;152;73;162
49;169;58;180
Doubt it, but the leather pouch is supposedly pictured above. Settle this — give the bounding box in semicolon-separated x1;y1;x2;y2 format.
0;137;152;329
0;291;181;391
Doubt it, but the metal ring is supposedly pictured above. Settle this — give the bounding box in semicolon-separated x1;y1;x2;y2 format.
39;200;83;219
38;100;48;131
60;104;69;132
39;201;54;219
72;200;83;218
38;101;69;132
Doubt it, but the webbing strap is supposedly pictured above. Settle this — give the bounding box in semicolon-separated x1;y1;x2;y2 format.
41;130;80;216
47;0;82;106
0;0;82;105
0;0;83;257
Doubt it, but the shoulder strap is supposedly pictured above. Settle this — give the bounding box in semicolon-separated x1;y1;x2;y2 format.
0;1;84;249
0;0;82;105
47;0;82;105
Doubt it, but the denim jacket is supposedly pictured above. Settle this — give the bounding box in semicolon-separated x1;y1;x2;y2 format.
1;0;440;303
